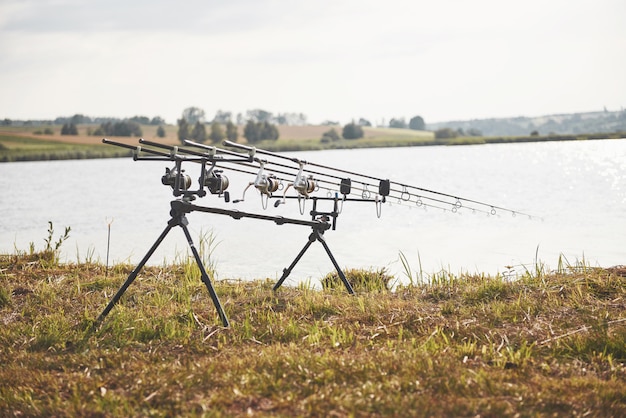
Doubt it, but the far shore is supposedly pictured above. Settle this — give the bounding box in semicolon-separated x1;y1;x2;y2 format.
1;124;625;163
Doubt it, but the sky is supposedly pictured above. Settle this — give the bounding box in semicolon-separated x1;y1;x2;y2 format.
0;0;624;125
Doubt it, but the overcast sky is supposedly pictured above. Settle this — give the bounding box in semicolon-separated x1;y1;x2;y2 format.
1;0;624;125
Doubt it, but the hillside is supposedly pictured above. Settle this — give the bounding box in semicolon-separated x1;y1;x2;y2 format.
428;109;626;136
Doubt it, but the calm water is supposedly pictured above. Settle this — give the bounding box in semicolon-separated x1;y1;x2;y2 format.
1;139;625;285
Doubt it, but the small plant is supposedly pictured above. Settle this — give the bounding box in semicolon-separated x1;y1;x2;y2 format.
0;285;11;308
174;229;219;282
31;221;71;265
44;221;71;253
321;267;394;291
399;250;425;286
522;245;546;282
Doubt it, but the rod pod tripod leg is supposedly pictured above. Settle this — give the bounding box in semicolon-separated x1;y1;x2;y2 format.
93;203;230;330
273;228;355;295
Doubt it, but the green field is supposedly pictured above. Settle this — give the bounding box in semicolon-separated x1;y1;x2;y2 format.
0;124;437;162
1;236;625;416
0;133;132;162
2;124;625;162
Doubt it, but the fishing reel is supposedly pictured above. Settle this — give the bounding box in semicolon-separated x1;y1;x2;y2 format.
275;162;318;213
234;161;280;208
255;173;280;195
294;174;317;197
204;169;229;194
203;169;230;202
161;166;192;191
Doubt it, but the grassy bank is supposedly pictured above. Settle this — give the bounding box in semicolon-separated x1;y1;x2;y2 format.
1;241;625;416
0;134;132;162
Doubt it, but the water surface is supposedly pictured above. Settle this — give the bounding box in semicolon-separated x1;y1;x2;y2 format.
1;139;624;285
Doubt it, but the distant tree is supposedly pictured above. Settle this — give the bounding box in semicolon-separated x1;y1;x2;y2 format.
243;120;260;143
150;116;166;126
408;115;425;130
246;109;272;123
321;128;340;142
243;120;279;143
434;128;458;139
342;122;364;140
93;121;142;137
274;114;286;125
225;120;238;142
182;107;206;125
209;122;225;143
177;118;190;143
191;121;207;143
260;121;279;140
530;130;540;136
275;112;307;125
321;120;339;126
61;123;78;135
116;121;142;136
467;128;482;136
2;118;12;126
213;110;232;124
70;114;90;124
389;118;407;129
156;125;166;138
129;115;151;125
358;118;372;127
91;125;103;136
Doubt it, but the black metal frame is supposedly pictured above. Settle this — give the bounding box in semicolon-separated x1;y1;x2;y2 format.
94;197;355;328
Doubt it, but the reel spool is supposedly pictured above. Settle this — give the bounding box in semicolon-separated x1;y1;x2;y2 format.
255;173;280;195
162;167;192;190
204;170;230;195
294;175;316;197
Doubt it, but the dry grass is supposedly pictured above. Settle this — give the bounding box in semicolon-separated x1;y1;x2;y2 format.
1;241;625;416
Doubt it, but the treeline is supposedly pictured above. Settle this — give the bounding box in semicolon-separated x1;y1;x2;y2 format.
56;120;161;139
3;113;168;139
1;114;165;127
177;107;284;144
177;107;308;127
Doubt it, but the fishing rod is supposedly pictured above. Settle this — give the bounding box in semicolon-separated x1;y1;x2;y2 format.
187;140;458;214
222;140;536;219
108;138;518;217
181;139;497;215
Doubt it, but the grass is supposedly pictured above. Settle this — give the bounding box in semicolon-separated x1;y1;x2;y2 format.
1;231;625;416
0;133;133;162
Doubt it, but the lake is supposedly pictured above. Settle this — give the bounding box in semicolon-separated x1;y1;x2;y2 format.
1;139;625;286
